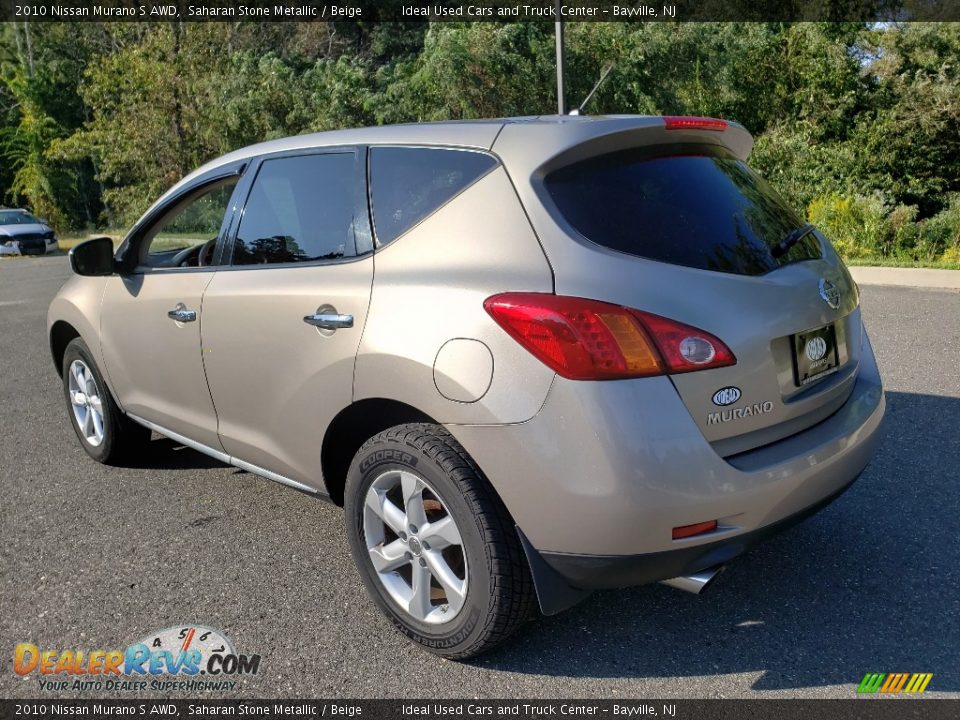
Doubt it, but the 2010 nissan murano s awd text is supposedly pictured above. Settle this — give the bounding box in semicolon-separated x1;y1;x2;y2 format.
49;115;885;659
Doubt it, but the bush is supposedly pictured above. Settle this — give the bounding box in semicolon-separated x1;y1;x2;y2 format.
806;193;892;259
804;191;960;264
924;194;960;262
886;195;960;262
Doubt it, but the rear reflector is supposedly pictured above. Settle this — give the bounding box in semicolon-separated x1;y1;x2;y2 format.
484;293;736;381
663;116;728;132
672;520;718;540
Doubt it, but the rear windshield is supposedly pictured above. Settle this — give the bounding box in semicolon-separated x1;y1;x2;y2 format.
543;147;820;275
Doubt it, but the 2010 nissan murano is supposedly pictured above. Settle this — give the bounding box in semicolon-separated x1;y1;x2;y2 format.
49;115;885;658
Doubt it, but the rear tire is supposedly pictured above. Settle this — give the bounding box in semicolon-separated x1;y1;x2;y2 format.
62;338;149;464
344;423;535;659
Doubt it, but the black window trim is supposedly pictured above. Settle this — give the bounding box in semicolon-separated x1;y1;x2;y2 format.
219;145;373;271
366;144;501;249
116;161;248;276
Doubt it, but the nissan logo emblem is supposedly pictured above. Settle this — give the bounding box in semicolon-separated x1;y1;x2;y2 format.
819;278;841;309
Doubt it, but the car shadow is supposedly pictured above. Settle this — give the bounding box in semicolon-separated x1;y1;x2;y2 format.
474;390;959;693
121;437;228;470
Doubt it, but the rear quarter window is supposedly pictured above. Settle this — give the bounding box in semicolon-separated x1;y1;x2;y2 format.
543;146;821;276
370;147;498;246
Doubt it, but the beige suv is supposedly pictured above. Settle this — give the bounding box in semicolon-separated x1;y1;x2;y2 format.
49;116;884;658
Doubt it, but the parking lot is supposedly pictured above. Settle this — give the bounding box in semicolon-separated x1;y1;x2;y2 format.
1;255;958;698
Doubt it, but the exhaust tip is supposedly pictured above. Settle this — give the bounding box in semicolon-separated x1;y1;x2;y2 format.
660;565;726;595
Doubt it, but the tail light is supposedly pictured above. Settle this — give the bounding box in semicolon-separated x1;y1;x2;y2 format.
663;116;728;132
484;293;735;381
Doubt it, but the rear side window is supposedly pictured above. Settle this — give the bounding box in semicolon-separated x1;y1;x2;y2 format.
233;153;356;265
544;147;821;276
370;147;498;246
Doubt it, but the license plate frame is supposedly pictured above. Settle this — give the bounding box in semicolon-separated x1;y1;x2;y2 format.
791;323;840;387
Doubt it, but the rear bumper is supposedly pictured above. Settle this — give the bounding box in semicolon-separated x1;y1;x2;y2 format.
448;327;885;569
541;472;859;589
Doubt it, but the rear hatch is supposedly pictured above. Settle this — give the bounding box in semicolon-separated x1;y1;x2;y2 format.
535;125;861;457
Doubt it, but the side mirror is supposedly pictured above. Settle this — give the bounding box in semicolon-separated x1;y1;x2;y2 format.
69;237;116;276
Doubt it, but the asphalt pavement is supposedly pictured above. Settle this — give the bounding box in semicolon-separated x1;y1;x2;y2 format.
1;255;958;699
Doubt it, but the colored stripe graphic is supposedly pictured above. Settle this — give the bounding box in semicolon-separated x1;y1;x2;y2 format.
858;672;932;694
904;674;933;693
880;673;910;693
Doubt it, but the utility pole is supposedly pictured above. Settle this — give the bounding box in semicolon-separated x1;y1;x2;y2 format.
554;1;566;115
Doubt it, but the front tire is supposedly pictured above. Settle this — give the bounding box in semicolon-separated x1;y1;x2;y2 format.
344;423;535;659
62;337;149;464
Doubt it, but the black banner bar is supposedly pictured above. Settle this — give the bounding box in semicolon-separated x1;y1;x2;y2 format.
1;700;959;720
2;0;960;23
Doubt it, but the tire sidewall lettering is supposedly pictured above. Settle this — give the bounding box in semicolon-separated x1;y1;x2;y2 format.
358;449;418;474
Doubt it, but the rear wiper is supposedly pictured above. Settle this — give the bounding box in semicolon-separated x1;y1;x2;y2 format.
771;223;815;258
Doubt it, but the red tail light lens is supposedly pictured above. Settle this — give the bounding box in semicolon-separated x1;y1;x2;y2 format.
483;294;663;380
663;116;728;132
484;293;735;380
629;310;736;374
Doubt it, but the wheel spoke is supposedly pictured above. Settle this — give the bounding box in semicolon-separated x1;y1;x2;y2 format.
90;408;104;440
424;550;467;611
381;498;407;534
81;407;94;438
77;364;89;390
421;516;462;550
369;539;409;574
408;561;434;619
401;472;427;529
365;488;407;535
72;364;85;390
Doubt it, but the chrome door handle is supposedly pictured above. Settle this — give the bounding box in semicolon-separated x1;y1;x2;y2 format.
167;305;197;323
303;313;353;330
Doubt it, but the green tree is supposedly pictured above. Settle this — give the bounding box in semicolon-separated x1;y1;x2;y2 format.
57;24;238;225
0;22;110;226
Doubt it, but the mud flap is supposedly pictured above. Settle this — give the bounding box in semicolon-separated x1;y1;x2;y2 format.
517;527;592;616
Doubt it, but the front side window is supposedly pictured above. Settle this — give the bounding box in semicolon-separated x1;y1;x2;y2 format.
140;179;237;268
369;147;498;246
233;153;357;265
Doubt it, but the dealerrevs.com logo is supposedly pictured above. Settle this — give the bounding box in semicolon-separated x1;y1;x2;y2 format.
14;625;261;693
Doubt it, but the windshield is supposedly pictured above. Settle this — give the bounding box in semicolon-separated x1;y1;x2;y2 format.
544;146;822;276
0;211;41;226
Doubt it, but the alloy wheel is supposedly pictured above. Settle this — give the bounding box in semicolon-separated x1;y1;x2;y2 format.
362;469;468;625
68;359;105;447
